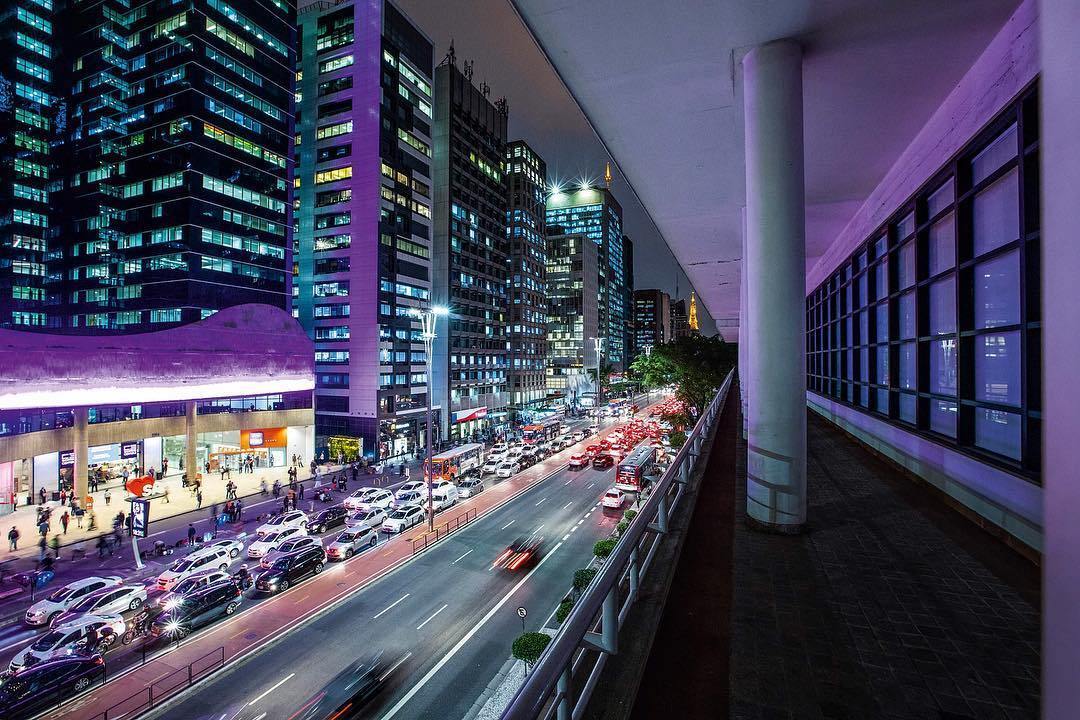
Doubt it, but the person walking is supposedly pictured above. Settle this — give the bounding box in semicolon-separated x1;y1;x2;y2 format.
38;536;47;562
187;523;197;546
196;489;203;509
235;498;244;521
163;487;170;504
49;534;60;560
61;511;70;535
97;535;107;559
103;488;111;506
8;527;19;551
38;487;46;505
298;483;305;501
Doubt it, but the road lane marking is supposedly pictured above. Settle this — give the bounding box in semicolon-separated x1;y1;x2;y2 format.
379;541;565;720
373;593;411;619
451;549;473;564
534;524;545;533
416;604;448;630
535;498;547;507
501;520;515;530
562;501;573;509
563;479;572;486
570;526;577;533
586;483;595;490
247;673;293;706
576;520;584;526
378;651;413;682
562;534;570;541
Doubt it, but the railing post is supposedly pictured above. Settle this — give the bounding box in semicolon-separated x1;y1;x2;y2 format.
602;588;618;652
557;662;573;720
679;457;690;485
628;548;639;599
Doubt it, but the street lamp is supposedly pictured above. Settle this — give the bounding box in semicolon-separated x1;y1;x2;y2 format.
415;305;449;532
590;337;605;417
643;345;653;403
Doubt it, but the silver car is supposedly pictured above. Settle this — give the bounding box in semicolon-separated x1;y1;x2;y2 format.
325;526;378;560
345;507;386;530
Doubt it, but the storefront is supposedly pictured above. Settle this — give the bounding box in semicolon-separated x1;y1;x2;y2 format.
377;413;438;462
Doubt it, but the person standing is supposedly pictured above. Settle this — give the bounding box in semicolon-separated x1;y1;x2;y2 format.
104;488;111;506
61;512;70;535
38;536;47;562
298;483;305;501
8;527;19;551
236;498;244;521
38;487;46;505
196;489;203;509
187;524;197;546
49;534;60;559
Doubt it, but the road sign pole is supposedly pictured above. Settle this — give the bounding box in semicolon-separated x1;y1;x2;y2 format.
131;536;143;570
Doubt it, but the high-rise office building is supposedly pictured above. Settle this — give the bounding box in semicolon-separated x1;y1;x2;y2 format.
634;288;672;350
545;229;599;405
672;298;691;339
56;0;297;332
431;53;509;442
504;139;548;418
545;186;627;369
622;233;635;362
2;0;58;329
295;0;434;461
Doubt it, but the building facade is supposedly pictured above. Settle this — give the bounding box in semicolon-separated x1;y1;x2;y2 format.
545;186;627;369
671;298;690;339
431;56;510;442
634;288;672;350
545;229;599;407
622;233;635;362
505;139;548;419
295;0;435;461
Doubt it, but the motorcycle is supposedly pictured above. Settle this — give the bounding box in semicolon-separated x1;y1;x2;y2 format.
232;567;253;592
314;487;334;503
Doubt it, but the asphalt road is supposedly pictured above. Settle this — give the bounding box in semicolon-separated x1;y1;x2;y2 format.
144;459;622;720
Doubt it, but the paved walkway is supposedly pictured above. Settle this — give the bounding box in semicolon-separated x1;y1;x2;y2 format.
629;405;1040;720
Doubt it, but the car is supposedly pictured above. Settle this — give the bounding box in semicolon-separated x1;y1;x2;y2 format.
568;454;587;469
25;576;123;627
289;656;391;720
395;481;425;499
306;505;349;534
427;478;454;493
254;546;326;594
150;582;243;639
489;443;509;455
592;454;615;470
571;430;586;442
156;546;233;591
326;526;378;560
246;526;307;558
206;538;245;560
457;476;484;498
346;507;387;530
50;585;146;628
254;510;308;538
430;484;459;511
394;489;424;507
492;535;545;571
587;424;599;435
584;444;602;458
156;569;233;612
0;654;106;719
505;445;525;459
481;459;501;475
381;505;425;533
10;614;126;671
601;487;626;509
521;446;541;462
354;488;395;512
260;535;322;569
343;487;381;511
495;460;521;478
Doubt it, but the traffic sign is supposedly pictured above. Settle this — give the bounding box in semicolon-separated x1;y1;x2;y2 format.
517;606;527;619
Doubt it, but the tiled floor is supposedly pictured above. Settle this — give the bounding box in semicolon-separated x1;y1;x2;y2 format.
730;411;1041;720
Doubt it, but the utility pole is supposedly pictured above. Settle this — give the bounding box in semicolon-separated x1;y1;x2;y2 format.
417;306;449;532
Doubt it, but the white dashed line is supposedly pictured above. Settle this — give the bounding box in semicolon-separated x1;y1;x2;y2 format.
563;479;572;486
562;534;570;541
373;593;411;619
416;604;448;630
576;519;584;526
534;524;545;533
535;498;547;507
451;549;472;564
247;673;293;706
562;501;573;509
501;520;515;530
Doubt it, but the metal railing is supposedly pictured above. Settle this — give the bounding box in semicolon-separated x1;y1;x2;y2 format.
410;507;478;555
500;370;734;720
82;646;226;720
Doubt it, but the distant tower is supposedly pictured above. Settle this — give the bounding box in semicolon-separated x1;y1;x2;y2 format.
604;161;613;188
689;292;700;332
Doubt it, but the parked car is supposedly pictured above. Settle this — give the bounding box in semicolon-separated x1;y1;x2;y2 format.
10;614;126;671
260;536;322;569
381;505;425;533
568;454;587;470
247;526;307;559
156;546;233;591
156;570;233;612
495;460;521;478
0;654;106;719
345;507;387;530
25;576;122;627
354;488;395;512
601;487;626;509
394;481;425;499
306;506;349;534
254;510;308;538
457;476;484;498
253;546;326;594
325;526;378;560
592;454;615;470
150;582;243;639
50;585;146;628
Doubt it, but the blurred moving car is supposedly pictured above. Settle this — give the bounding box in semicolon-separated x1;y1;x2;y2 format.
592;454;615;470
492;535;545;571
289;655;394;720
247;526;307;559
0;654;105;719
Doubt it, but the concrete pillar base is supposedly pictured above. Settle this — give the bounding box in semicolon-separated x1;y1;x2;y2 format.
746;514;805;536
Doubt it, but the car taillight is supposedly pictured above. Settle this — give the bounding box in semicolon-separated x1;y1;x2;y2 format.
94;656;105;665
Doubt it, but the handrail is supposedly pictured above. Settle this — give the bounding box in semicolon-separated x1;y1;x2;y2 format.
500;370;734;720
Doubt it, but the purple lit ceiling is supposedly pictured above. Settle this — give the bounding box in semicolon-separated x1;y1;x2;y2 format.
0;305;314;411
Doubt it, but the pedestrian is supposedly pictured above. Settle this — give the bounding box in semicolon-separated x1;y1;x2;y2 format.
260;479;268;496
187;523;196;546
38;520;48;538
59;489;66;506
298;483;304;500
8;527;19;551
125;514;133;537
163;487;170;504
75;506;84;529
49;534;60;559
196;490;203;509
61;511;69;535
38;487;46;505
272;480;281;498
236;498;243;520
104;488;111;506
210;503;218;525
38;536;47;562
97;535;107;559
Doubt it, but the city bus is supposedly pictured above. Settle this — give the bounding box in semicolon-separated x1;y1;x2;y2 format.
522;418;562;445
422;443;485;483
615;444;657;493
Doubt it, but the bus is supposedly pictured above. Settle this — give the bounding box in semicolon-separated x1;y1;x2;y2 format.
423;443;485;483
615;444;657;493
522;418;562;445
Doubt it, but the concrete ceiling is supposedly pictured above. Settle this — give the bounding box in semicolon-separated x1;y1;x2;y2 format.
509;0;1021;333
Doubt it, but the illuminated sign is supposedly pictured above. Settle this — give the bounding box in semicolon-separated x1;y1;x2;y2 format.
248;431;264;447
452;406;488;424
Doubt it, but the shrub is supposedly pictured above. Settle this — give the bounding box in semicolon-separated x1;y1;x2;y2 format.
668;430;687;450
616;520;629;535
593;538;617;559
556;597;575;623
512;632;552;665
573;567;598;593
623;509;638;522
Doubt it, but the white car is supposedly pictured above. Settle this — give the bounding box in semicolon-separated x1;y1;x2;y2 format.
50;585;147;628
395;481;425;499
355;488;394;512
571;430;586;442
568;454;587;469
11;614;127;671
536;442;554;456
587;424;599;435
247;526;307;558
505;446;525;459
489;443;509;456
481;459;501;475
343;487;381;511
457;476;484;498
394;490;424;507
602;487;626;509
206;537;245;559
157;546;233;591
430;484;459;511
260;535;322;568
255;510;308;538
25;576;123;626
495;460;521;478
346;507;387;530
325;526;378;560
381;505;425;533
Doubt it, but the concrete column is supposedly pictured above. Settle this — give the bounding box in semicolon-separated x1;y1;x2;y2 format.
185;401;198;484
73;407;89;500
739;207;749;439
1041;1;1080;716
742;41;807;532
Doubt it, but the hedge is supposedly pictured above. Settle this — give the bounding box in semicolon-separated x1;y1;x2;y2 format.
512;632;552;664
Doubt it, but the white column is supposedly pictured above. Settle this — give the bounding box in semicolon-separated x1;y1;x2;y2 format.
1041;0;1080;716
739;207;749;439
185;401;198;485
73;407;89;501
742;41;806;532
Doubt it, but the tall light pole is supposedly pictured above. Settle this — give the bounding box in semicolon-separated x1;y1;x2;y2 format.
415;305;449;532
590;336;605;416
643;344;653;403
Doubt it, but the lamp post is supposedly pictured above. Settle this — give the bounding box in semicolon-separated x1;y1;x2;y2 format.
590;337;605;417
415;305;449;532
643;344;653;403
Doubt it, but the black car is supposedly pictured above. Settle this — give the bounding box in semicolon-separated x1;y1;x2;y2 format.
306;505;348;534
493;535;546;571
254;546;326;594
592;454;615;470
292;656;390;720
150;582;242;640
0;654;105;719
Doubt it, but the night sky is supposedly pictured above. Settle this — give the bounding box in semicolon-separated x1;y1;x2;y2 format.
394;0;716;335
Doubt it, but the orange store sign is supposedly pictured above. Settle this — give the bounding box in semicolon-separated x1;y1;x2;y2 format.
241;428;286;449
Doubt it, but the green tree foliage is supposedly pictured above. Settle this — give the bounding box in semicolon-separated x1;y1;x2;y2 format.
512;632;552;664
593;538;617;559
555;598;575;623
573;567;598;593
632;335;736;412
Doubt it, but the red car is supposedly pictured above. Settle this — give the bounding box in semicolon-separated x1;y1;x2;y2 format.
585;445;602;458
592;454;615;470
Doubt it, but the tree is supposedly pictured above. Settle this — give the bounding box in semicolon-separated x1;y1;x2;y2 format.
638;335;736;412
512;632;552;666
593;538;617;559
